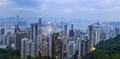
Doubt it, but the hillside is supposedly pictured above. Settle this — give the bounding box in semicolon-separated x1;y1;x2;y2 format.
83;35;120;59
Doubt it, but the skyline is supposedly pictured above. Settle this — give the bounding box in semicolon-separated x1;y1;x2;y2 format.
0;15;119;59
0;1;120;58
0;0;120;22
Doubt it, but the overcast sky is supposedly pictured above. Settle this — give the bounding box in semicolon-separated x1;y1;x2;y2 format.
0;0;120;21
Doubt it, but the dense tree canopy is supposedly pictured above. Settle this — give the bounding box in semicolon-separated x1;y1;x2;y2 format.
83;35;120;59
0;46;53;59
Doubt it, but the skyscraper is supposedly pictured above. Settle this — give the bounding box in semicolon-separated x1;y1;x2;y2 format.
21;38;28;58
95;29;101;45
64;25;67;37
30;41;36;57
2;35;7;46
21;38;36;58
78;35;91;59
69;24;74;37
38;18;42;56
6;32;14;46
78;39;82;59
15;15;21;49
42;35;51;57
62;25;68;53
30;23;39;56
67;41;76;59
88;25;95;52
81;40;87;57
100;31;106;41
1;28;5;36
85;36;90;54
38;18;42;35
15;32;21;50
52;33;62;59
26;40;32;57
31;23;38;40
115;27;119;36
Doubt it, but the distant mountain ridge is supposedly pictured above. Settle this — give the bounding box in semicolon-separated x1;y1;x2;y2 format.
0;17;100;29
1;17;120;29
108;22;120;27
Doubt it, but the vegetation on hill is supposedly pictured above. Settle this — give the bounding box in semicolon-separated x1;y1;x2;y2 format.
0;46;53;59
83;35;120;59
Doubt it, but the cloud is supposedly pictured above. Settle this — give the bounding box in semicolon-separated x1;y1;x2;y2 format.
0;0;120;21
0;0;12;6
11;0;40;7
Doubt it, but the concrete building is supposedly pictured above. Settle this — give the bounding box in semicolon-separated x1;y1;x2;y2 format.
52;33;62;59
67;41;76;59
88;25;95;52
31;23;39;56
21;38;28;58
26;40;32;57
115;27;120;36
95;29;101;45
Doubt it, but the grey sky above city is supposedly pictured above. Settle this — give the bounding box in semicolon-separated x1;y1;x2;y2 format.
0;0;120;21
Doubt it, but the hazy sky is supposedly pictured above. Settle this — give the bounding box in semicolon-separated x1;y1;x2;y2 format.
0;0;120;21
